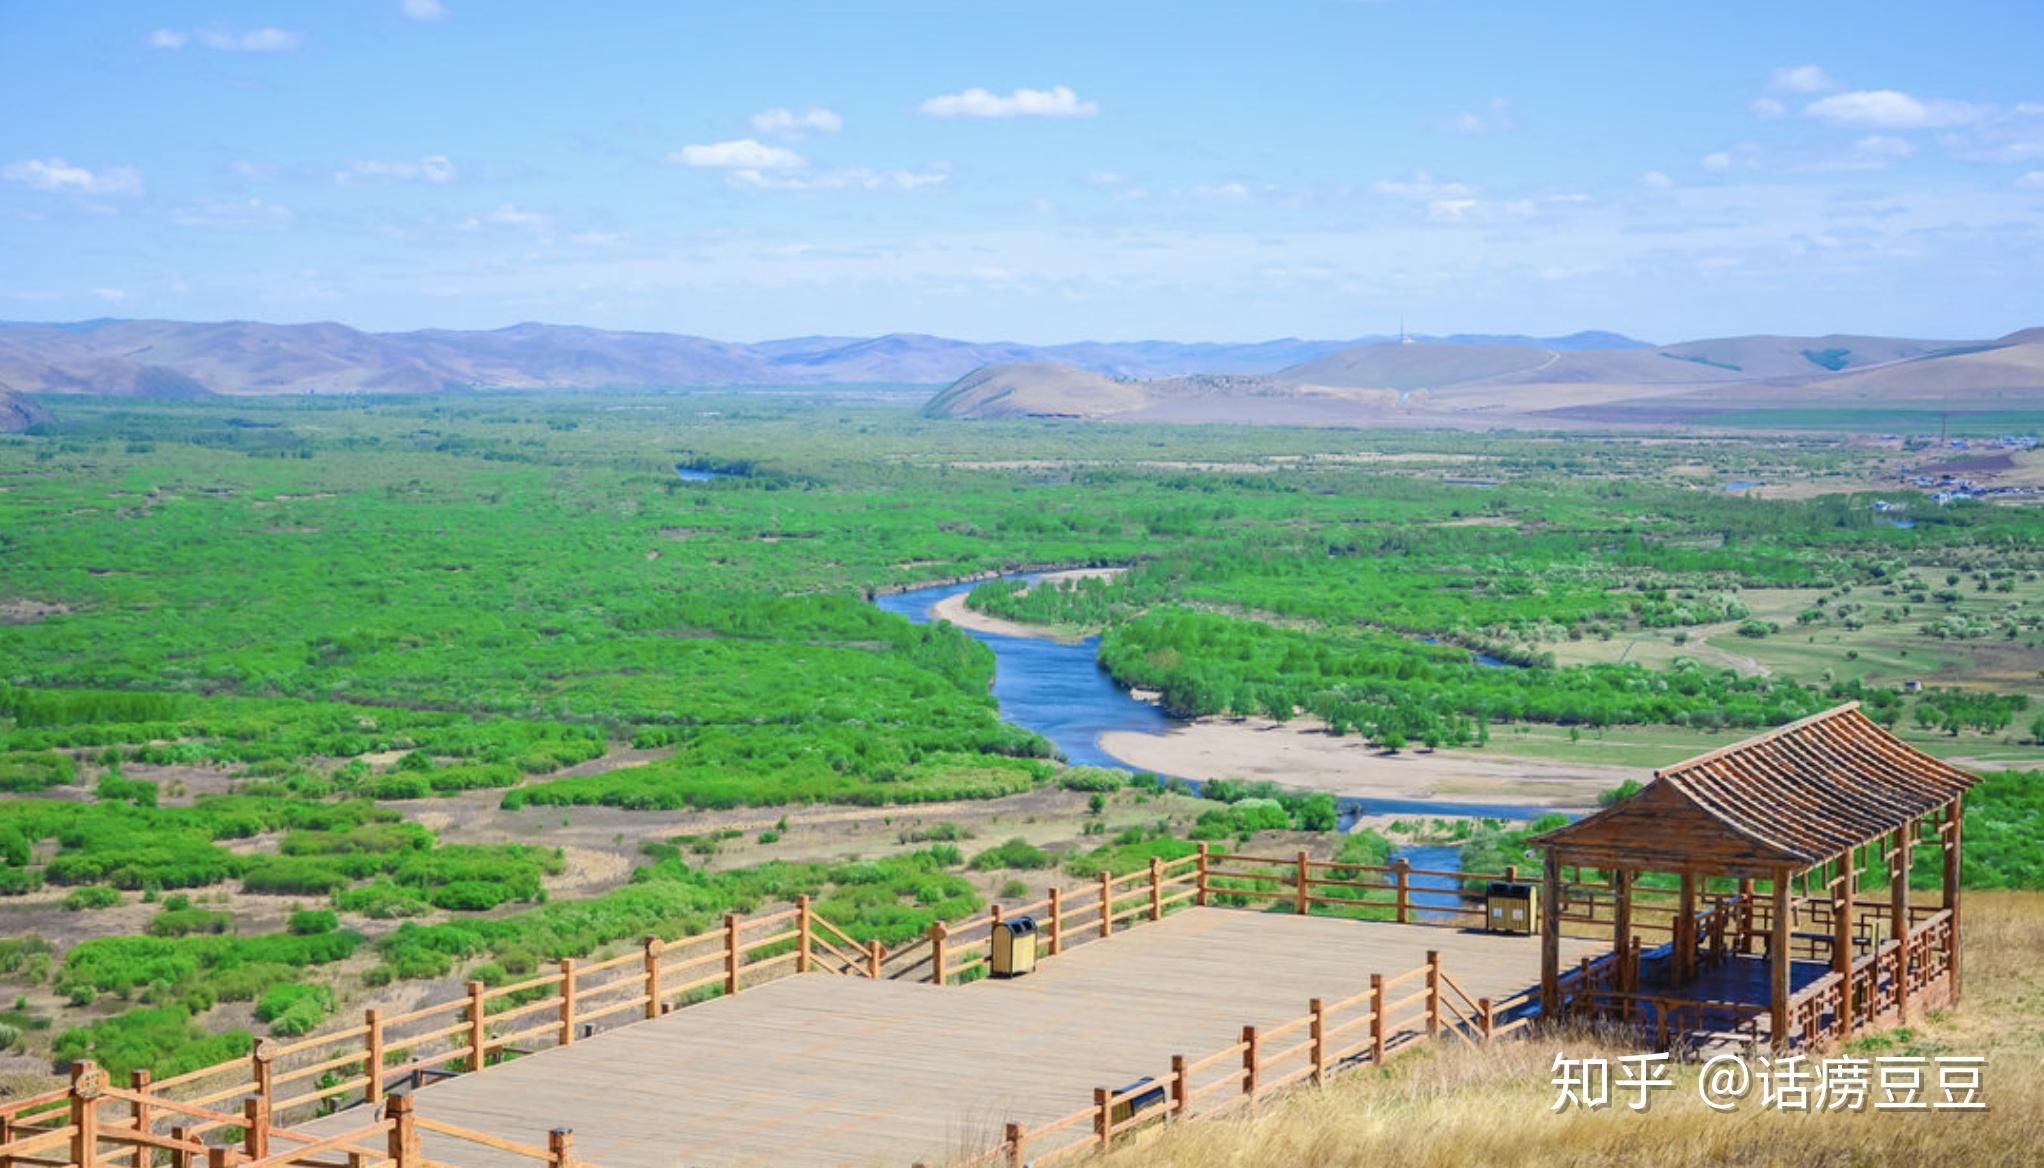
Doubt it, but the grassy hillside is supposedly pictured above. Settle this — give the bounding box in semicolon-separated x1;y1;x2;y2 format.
1109;892;2042;1168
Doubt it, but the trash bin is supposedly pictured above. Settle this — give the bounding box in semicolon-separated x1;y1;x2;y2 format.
1111;1077;1166;1128
1486;882;1537;934
991;915;1039;977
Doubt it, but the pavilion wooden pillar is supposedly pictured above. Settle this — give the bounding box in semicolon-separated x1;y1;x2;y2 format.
1611;868;1633;993
1768;867;1791;1047
1942;798;1963;1004
1737;878;1755;954
1539;847;1561;1015
1833;854;1855;1035
1673;871;1697;985
1890;824;1912;1018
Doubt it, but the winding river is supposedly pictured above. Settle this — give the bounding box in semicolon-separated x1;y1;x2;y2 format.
874;574;1560;830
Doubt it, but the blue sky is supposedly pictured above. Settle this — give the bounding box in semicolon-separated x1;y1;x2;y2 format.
3;1;2042;343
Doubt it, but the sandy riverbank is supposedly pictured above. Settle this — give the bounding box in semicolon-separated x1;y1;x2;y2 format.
925;566;1126;640
1099;716;1630;812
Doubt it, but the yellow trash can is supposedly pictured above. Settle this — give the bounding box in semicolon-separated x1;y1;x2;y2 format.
1486;882;1538;934
991;916;1039;977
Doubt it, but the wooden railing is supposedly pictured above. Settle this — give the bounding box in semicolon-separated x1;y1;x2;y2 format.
989;949;1514;1166
0;1066;581;1168
3;850;1577;1168
1789;907;1956;1049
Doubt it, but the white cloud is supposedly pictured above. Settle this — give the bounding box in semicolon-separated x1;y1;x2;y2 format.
463;203;546;229
2018;171;2044;190
671;139;806;169
401;0;450;20
1804;90;1988;129
1186;182;1251;201
1426;197;1533;223
1370;172;1475;201
1750;97;1787;119
918;85;1099;118
2;157;143;196
1640;170;1675;189
729;166;949;192
569;231;626;246
749;107;843;137
91;288;128;303
1768;65;1838;94
1450;97;1516;134
151;27;303;52
1855;135;1914;159
169;197;294;230
1701;152;1735;172
335;155;457;185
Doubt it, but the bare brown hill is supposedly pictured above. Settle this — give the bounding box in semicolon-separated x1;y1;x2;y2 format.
928;329;2044;426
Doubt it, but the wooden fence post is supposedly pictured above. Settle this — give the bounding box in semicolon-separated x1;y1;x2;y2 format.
1047;886;1063;955
1094;1087;1112;1150
1004;1122;1026;1168
1309;999;1327;1085
559;958;578;1046
723;912;742;996
467;980;488;1071
1479;998;1495;1045
207;1148;234;1168
364;1008;385;1105
548;1128;575;1168
1098;871;1113;938
1171;1055;1188;1116
128;1069;152;1149
866;939;883;980
643;936;663;1019
241;1099;266;1161
69;1060;102;1168
1196;842;1210;907
1426;950;1442;1039
929;922;948;986
1393;859;1411;924
1149;856;1164;921
1294;851;1311;915
1370;974;1386;1063
1241;1026;1260;1096
385;1094;418;1168
169;1126;194;1168
796;895;813;974
250;1039;273;1139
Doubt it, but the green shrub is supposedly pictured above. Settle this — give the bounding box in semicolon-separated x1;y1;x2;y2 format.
52;1006;252;1079
0;751;77;793
95;775;159;807
147;908;233;936
256;983;335;1036
288;909;339;935
63;885;121;911
969;838;1055;871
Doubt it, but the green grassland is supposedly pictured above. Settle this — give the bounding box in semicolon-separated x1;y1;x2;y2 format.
2;392;2041;1082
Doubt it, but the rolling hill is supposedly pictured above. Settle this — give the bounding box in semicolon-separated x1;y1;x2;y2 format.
928;328;2044;426
0;319;1649;397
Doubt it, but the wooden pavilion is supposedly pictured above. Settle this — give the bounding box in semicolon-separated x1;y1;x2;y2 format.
1531;702;1978;1048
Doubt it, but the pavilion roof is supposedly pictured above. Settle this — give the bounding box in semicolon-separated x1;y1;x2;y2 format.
1530;703;1979;876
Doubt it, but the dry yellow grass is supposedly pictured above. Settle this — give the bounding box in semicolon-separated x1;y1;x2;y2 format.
1084;891;2044;1168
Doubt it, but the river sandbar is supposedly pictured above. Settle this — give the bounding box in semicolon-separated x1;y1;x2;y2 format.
1100;717;1630;812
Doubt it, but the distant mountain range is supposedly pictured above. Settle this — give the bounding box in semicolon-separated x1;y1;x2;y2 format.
0;317;1651;400
924;329;2044;426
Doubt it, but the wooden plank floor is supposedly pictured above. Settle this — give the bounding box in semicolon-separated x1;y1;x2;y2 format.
305;910;1604;1168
